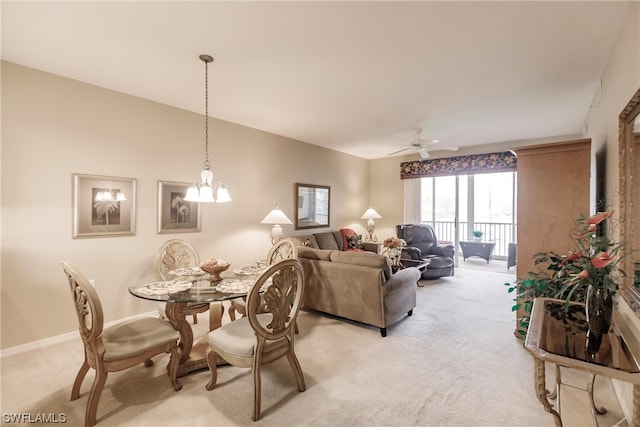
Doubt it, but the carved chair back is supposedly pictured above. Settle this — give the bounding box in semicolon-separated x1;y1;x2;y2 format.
266;238;298;266
155;239;199;281
247;258;304;341
62;261;104;356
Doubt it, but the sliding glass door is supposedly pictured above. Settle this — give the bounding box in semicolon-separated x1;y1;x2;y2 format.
418;171;516;261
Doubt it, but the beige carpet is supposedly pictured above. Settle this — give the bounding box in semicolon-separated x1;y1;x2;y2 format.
1;267;625;426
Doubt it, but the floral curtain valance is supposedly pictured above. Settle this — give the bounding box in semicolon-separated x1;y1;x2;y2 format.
400;151;517;179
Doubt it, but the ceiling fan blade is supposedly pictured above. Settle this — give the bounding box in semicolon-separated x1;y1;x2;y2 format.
388;147;413;156
438;146;459;151
417;148;430;159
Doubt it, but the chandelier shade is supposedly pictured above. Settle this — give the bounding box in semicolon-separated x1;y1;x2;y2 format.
184;54;231;203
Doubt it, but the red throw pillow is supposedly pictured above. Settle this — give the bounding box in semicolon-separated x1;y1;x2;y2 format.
340;228;357;251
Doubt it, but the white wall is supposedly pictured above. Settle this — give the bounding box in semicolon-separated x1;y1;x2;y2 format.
0;61;370;349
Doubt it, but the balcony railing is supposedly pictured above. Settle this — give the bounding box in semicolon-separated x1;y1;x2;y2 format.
421;221;517;258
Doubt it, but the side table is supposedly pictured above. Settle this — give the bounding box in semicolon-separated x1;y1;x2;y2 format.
393;258;430;286
459;240;496;263
525;297;640;426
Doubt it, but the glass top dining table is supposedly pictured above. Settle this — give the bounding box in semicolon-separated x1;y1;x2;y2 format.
129;269;264;377
128;276;260;303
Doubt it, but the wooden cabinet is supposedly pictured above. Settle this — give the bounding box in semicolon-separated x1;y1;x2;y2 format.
513;139;591;335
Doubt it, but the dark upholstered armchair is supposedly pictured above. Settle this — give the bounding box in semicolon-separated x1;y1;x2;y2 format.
396;224;455;279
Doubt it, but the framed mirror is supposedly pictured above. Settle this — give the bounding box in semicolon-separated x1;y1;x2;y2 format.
618;87;640;313
295;183;330;230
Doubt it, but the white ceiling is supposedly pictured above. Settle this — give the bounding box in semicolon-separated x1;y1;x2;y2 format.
1;1;630;159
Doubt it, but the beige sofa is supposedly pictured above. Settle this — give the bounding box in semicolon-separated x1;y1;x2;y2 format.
294;244;420;337
290;229;380;253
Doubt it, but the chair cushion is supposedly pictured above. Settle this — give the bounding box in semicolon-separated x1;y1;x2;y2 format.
100;317;178;361
208;314;288;358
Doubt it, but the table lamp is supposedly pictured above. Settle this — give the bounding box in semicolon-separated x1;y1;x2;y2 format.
361;207;382;242
260;205;293;244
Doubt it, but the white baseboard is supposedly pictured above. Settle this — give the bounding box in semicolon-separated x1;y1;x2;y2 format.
0;311;159;359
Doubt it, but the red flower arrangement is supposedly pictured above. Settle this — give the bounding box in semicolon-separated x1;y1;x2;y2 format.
555;211;625;300
383;237;405;249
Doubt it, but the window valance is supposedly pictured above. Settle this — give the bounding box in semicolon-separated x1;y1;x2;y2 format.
400;151;517;179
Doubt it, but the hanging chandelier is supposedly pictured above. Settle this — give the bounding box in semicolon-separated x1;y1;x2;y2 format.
184;54;231;203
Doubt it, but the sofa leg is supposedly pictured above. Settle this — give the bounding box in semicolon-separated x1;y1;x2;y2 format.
380;328;387;337
407;309;413;316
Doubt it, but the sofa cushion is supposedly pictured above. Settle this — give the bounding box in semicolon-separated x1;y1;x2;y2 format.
303;236;319;249
290;235;319;249
347;234;364;250
297;246;333;261
329;250;392;280
314;232;339;250
333;231;345;250
340;228;357;250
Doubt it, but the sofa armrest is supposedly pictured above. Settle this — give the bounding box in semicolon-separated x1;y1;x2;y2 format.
363;242;381;253
385;267;421;290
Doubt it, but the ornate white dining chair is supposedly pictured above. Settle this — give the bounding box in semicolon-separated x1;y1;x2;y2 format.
265;238;298;265
155;239;209;323
205;258;306;421
228;238;298;329
62;261;182;427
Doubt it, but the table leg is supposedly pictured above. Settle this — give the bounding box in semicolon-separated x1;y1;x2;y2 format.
587;374;607;419
631;385;640;427
547;364;560;400
165;301;227;377
534;358;562;427
165;302;192;364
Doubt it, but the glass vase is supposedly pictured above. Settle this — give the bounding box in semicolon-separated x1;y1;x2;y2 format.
584;284;613;356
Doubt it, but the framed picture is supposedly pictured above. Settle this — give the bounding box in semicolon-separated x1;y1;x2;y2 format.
72;174;136;238
157;180;201;234
295;183;330;230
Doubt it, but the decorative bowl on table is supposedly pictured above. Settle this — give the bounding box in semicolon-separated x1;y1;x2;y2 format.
199;258;231;281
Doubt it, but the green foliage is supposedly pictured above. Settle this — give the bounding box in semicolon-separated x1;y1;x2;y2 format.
506;210;625;339
505;251;587;340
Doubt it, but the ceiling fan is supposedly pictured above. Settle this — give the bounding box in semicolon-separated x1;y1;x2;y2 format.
388;129;459;159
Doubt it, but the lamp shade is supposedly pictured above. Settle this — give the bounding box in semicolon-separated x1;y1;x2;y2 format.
361;207;382;220
260;206;293;225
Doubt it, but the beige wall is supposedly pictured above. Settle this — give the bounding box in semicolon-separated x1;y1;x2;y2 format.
585;1;640;212
0;61;370;349
582;1;640;418
2;2;638;353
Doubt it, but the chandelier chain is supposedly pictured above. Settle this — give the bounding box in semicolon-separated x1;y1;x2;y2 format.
204;59;210;170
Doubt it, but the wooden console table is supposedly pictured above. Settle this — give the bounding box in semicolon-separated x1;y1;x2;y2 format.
459;240;495;263
525;297;640;426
